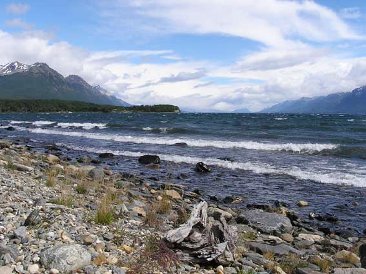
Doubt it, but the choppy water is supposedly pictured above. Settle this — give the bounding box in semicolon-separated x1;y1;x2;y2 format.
1;112;365;233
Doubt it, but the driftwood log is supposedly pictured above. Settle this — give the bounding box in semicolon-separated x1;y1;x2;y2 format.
165;201;237;265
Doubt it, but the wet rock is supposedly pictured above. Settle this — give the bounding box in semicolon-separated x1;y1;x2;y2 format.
77;155;91;163
237;209;293;234
99;152;114;159
360;244;366;268
297;200;309;207
40;244;91;273
309;212;338;223
173;142;188;147
5;126;15;131
195;162;211;173
247;203;273;211
333;268;366;274
223;195;243;204
248;242;303;256
138;155;160;165
24;209;42;226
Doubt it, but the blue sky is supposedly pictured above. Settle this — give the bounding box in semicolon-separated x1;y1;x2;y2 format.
0;0;366;111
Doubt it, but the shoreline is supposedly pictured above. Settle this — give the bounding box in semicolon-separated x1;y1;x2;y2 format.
0;140;365;273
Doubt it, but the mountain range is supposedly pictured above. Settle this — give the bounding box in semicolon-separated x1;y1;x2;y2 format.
0;61;129;106
261;86;366;114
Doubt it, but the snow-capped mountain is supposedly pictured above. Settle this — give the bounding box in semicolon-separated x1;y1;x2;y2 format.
0;61;130;106
0;61;31;76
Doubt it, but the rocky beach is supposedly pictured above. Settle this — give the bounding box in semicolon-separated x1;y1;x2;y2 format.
0;139;365;274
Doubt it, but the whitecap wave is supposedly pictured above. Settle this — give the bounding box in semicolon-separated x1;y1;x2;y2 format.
142;127;153;131
27;128;338;153
56;123;107;130
10;120;31;124
274;117;287;121
32;121;55;126
57;143;366;187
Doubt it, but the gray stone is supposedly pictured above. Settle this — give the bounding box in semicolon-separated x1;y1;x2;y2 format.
237;209;293;234
13;163;34;172
0;244;18;260
333;268;366;274
88;168;104;181
0;266;13;274
243;251;271;266
14;226;28;243
296;268;323;274
40;244;91;273
248;242;303;256
24;209;42;226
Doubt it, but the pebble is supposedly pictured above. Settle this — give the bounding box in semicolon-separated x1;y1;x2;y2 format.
28;264;40;274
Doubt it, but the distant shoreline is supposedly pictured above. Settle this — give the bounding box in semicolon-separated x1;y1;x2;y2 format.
0;99;180;113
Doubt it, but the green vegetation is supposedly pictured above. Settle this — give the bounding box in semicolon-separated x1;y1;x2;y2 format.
0;99;180;113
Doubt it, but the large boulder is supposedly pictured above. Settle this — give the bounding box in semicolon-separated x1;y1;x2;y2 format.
46;154;60;164
40;244;91;273
88;167;105;181
237;209;293;234
138;155;160;165
195;162;211;173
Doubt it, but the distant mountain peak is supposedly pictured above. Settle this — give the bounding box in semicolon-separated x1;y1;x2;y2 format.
65;74;91;89
0;61;30;76
0;61;130;107
261;86;366;114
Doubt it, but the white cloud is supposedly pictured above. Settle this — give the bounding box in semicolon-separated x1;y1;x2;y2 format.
6;3;30;15
340;7;362;19
5;18;33;30
0;0;365;112
100;0;361;47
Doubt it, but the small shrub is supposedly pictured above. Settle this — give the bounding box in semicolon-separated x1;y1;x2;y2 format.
240;231;257;241
144;205;160;228
51;195;74;208
126;234;179;274
175;206;188;226
279;254;308;274
95;197;114;225
312;257;332;273
75;183;87;194
156;195;172;214
263;251;275;261
6;160;16;170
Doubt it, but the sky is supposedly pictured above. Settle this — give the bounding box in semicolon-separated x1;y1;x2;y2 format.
0;0;366;112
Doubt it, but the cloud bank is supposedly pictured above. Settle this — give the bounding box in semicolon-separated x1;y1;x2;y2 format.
0;0;366;112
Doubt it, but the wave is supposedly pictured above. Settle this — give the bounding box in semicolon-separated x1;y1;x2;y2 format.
274;117;287;121
57;143;366;187
25;128;338;153
9;120;106;130
56;122;107;130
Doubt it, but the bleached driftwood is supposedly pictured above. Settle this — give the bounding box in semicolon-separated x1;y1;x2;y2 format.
165;201;237;264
